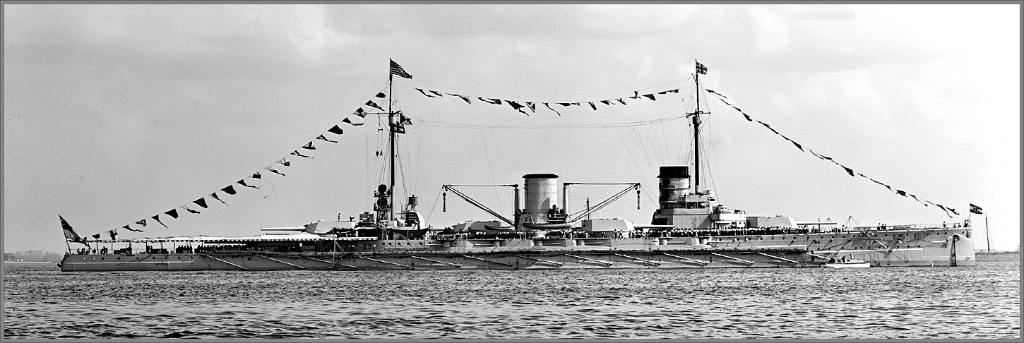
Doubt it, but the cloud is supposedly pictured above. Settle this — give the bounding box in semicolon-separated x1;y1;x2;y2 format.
3;4;1018;252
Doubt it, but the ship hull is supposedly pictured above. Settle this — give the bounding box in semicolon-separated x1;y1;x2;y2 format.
59;227;975;271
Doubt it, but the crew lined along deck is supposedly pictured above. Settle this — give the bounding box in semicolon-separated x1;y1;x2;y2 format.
65;225;970;258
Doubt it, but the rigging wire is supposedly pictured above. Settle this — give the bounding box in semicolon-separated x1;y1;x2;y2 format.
564;112;574;178
700;95;722;204
478;128;505;211
649;123;668;163
635;127;661;172
414;124;423;193
699;124;720;204
363;119;371;203
396;142;409;201
425;188;443;224
613;127;660;208
632;126;658;169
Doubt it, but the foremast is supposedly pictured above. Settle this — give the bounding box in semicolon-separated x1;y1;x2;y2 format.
650;60;734;229
369;59;422;238
388;64;397;223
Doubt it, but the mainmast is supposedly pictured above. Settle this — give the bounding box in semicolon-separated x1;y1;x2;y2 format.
688;60;708;192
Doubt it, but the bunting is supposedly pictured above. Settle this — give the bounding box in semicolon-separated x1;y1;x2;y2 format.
415;86;683;116
316;134;338;143
210;192;226;204
705;88;962;218
365;100;384;111
451;93;472;104
507;101;527;115
151;214;168;228
238;179;259;189
705;88;727;99
106;86;383;236
525;102;537;113
265;166;286;176
416;88;438;98
328;125;345;135
909;194;929;206
543;103;562;116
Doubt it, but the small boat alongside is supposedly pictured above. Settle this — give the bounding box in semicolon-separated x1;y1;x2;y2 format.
823;259;871;269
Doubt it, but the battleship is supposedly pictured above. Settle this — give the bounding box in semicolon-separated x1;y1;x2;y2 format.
58;61;976;272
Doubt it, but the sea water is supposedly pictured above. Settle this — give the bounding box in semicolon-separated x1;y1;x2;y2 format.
3;259;1019;339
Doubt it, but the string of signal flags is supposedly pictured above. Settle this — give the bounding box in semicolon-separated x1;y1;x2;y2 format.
413;86;684;116
63;60;418;244
107;120;349;235
702;88;962;218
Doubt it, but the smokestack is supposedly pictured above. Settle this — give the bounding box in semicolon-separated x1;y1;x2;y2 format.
658;166;690;208
522;174;558;224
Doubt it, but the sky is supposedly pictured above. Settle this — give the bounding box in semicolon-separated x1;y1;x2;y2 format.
3;4;1020;252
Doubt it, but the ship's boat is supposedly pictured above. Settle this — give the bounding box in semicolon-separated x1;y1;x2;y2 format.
58;61;976;272
823;259;871;269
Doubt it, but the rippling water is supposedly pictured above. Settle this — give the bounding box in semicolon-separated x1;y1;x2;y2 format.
4;260;1020;339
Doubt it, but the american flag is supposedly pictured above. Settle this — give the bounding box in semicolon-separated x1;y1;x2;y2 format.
390;59;413;79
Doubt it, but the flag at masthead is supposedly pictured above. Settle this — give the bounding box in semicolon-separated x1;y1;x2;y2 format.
390;59;413;79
